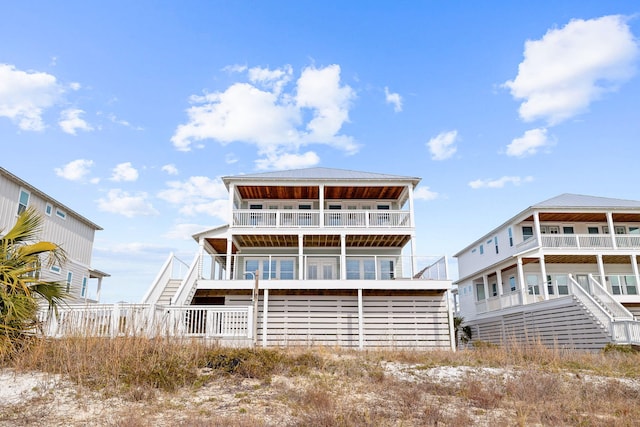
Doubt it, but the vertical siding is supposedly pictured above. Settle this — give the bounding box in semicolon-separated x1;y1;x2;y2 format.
225;292;451;349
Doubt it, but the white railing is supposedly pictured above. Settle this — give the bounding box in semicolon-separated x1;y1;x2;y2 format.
539;233;640;250
141;253;190;304
232;209;411;228
611;321;640;345
587;274;634;320
40;304;252;339
516;237;538;251
568;275;613;332
171;255;200;305
616;234;640;248
199;253;450;281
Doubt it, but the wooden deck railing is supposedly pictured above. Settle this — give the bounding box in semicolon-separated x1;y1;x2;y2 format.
39;304;253;339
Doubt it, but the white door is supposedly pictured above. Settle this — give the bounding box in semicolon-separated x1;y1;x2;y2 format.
307;258;337;280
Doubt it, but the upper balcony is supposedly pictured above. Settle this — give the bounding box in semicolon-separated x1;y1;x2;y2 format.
517;233;640;252
232;209;411;229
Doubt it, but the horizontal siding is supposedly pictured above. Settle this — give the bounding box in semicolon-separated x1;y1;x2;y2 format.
226;293;450;349
469;298;611;350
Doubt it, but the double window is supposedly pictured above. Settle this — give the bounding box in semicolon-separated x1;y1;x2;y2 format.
245;258;295;280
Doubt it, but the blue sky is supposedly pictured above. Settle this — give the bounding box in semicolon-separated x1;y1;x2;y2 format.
1;2;639;302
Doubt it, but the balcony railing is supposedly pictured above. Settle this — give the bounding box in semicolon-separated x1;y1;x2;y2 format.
232;209;411;228
517;233;640;251
200;254;449;281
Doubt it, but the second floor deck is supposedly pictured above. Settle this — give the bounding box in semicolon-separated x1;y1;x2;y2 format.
232;209;411;229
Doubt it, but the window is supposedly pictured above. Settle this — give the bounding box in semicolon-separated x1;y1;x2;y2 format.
45;203;53;216
494;237;499;254
81;277;88;297
588;227;599;234
66;271;73;293
476;283;486;301
629;227;640;235
540;225;559;234
347;258;376;280
562;226;574;234
526;274;539;295
479;245;484;255
508;228;513;247
509;276;516;292
56;209;67;219
491;283;497;297
378;259;395;279
522;226;533;240
17;189;30;215
50;265;61;274
604;226;627;234
245;258;295;280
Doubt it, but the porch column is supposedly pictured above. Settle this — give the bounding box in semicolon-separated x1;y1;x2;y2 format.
319;184;325;227
447;289;456;351
533;212;542;245
298;234;304;280
262;289;269;347
540;254;549;300
408;184;415;228
482;274;489;301
340;234;346;280
606;212;617;249
96;277;103;302
358;288;364;350
198;238;205;279
496;269;504;309
632;255;640;291
517;257;527;304
596;254;606;287
225;237;233;280
410;234;417;277
228;183;235;225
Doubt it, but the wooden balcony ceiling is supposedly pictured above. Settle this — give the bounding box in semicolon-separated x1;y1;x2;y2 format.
236;185;404;200
526;255;633;264
522;212;640;222
230;234;410;248
205;238;238;255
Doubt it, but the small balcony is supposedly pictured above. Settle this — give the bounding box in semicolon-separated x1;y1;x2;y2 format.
232;209;411;229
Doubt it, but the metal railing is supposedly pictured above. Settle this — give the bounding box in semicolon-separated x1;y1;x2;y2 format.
199;253;450;281
39;304;252;339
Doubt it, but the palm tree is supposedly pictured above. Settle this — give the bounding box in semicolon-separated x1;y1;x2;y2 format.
454;316;472;349
0;207;68;357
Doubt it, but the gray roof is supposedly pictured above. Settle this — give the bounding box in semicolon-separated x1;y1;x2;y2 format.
223;167;420;184
533;193;640;209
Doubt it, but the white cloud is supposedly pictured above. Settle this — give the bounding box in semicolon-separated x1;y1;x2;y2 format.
95;241;172;255
384;87;402;112
157;176;228;220
225;153;238;164
504;15;639;125
469;176;534;189
171;64;358;164
97;189;158;217
59;108;93;135
427;130;458;161
414;186;439;201
110;162;139;182
0;64;63;131
69;82;81;91
163;223;211;240
54;159;94;181
161;164;179;175
255;151;320;171
506;128;552;157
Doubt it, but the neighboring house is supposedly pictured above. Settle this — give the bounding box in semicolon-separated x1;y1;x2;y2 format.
455;193;640;350
144;167;454;349
0;167;108;303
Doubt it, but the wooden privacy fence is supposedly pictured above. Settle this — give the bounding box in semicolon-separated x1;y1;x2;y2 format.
39;304;253;340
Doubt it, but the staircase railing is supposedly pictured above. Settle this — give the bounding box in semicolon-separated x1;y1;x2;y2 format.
568;275;613;333
587;274;634;320
171;254;199;305
141;253;175;304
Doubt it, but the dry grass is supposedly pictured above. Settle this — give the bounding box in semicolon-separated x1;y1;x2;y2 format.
1;337;640;426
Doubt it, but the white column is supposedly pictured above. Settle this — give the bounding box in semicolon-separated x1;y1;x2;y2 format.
408;184;415;228
298;234;304;280
540;255;549;300
446;290;456;351
340;234;346;280
358;288;364;350
228;183;235;225
606;212;617;249
517;257;527;304
496;269;504;309
597;254;606;287
482;274;489;301
262;289;269;347
96;277;103;302
533;212;542;246
198;238;205;279
319;184;325;227
225;237;233;280
410;234;417;277
632;255;640;291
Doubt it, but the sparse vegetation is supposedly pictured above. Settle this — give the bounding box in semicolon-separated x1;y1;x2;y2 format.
1;337;640;426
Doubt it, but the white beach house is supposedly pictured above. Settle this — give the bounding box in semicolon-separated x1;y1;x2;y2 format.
455;194;640;350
